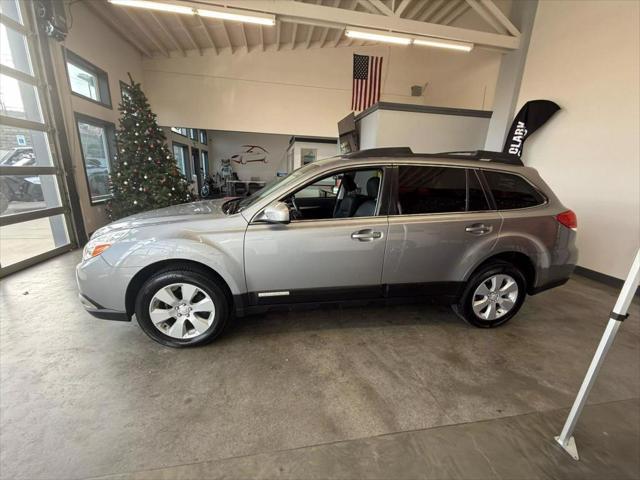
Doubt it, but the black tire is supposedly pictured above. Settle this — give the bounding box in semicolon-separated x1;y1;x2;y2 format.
452;260;526;328
135;268;230;347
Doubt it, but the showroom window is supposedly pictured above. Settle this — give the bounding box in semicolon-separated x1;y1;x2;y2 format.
483;171;545;210
199;130;207;145
171;127;187;136
201;151;209;177
282;168;383;221
189;129;197;141
65;50;111;108
119;80;132;101
396;166;489;215
76;115;115;204
173;143;190;177
1;0;74;275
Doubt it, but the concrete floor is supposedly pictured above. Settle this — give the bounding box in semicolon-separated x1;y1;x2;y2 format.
1;251;639;480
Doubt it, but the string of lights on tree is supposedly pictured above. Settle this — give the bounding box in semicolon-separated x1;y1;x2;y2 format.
106;74;191;220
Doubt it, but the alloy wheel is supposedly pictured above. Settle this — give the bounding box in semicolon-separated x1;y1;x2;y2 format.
472;274;519;321
148;283;216;339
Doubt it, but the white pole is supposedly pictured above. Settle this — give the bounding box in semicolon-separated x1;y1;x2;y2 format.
555;248;640;460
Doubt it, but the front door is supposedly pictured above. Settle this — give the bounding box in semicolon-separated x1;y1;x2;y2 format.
244;167;389;305
382;166;502;299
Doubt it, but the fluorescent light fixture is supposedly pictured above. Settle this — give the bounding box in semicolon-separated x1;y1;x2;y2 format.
413;37;473;52
108;0;194;15
345;28;412;45
197;6;275;26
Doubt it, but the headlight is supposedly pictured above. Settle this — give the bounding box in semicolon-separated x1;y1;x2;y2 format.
82;230;129;261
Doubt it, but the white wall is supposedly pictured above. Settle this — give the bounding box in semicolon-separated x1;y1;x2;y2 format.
517;0;639;279
142;44;502;137
53;1;143;235
360;109;490;152
289;140;339;170
208;130;290;181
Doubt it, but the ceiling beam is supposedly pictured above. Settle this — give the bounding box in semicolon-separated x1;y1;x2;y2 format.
356;0;381;15
430;0;462;24
442;3;470;25
193;0;519;49
197;14;218;54
405;0;427;19
221;21;234;54
394;0;412;17
150;12;185;56
368;0;394;16
176;14;202;55
291;22;298;49
120;9;169;57
240;24;249;53
306;25;315;49
87;1;151;57
319;26;330;47
418;0;444;22
480;0;520;36
464;0;507;34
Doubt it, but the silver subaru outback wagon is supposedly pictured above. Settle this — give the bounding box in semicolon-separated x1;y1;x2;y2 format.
77;148;578;347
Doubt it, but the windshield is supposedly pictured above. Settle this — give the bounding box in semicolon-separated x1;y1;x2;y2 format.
230;162;321;213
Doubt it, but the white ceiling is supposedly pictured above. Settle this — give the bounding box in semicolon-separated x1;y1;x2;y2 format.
86;0;519;58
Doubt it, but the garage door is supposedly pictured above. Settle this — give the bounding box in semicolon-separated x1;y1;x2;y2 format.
0;1;75;276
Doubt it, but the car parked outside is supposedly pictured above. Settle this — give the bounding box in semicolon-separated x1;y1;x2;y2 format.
77;148;578;347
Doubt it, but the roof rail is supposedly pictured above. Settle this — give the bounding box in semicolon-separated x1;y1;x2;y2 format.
434;150;523;166
344;147;413;159
343;147;523;166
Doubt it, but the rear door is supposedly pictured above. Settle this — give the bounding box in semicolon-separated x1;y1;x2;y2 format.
382;165;501;299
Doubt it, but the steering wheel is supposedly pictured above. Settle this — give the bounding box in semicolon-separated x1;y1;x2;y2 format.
285;196;302;220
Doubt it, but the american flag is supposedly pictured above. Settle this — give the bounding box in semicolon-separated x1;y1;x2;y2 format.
352;54;383;111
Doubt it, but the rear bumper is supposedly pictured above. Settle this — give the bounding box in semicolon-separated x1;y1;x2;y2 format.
529;263;576;295
79;294;129;321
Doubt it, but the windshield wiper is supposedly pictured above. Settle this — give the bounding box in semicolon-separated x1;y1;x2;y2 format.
222;198;242;215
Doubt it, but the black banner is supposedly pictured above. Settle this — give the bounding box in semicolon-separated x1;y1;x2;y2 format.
503;100;560;157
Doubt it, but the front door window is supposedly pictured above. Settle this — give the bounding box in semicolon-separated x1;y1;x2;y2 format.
282;168;383;221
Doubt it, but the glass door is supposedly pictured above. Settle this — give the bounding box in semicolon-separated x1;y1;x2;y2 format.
0;0;74;275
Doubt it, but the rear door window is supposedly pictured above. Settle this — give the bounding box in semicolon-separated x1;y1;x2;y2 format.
483;171;545;210
396;166;489;215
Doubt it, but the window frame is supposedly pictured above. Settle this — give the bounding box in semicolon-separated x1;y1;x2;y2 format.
274;165;390;223
172;141;190;178
64;49;112;109
389;164;493;217
74;113;116;206
478;168;548;212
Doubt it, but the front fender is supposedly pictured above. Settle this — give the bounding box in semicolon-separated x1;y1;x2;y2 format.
102;229;246;295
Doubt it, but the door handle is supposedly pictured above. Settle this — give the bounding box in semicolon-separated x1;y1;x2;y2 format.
465;224;493;235
351;229;383;241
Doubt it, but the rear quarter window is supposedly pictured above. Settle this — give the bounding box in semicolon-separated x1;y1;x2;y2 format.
483;171;545;210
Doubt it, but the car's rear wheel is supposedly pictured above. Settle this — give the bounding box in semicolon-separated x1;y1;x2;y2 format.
453;260;526;328
135;269;229;347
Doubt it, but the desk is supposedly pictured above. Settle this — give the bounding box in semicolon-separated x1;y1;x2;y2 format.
226;180;266;196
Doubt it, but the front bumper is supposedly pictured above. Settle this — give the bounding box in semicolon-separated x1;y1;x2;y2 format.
79;293;129;321
76;255;135;322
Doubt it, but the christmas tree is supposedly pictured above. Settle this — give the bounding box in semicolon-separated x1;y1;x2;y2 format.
107;74;191;220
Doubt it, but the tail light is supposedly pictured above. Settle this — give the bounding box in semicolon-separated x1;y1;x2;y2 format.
556;210;577;231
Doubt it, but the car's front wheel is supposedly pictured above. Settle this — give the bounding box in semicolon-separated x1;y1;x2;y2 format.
135;269;229;347
453;261;526;328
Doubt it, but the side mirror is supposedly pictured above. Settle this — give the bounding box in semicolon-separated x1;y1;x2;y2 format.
260;201;290;224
